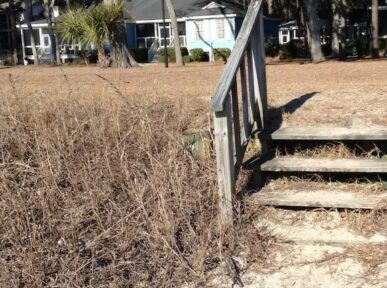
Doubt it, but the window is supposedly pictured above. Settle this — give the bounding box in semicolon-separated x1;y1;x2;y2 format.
216;19;225;39
23;29;41;46
194;20;204;40
136;24;155;37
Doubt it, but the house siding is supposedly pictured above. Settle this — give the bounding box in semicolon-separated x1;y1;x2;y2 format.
186;17;236;53
125;22;137;48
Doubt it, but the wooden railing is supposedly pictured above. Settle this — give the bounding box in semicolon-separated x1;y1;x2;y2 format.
210;0;267;227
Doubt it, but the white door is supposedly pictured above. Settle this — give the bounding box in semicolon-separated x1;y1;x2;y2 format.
42;34;51;56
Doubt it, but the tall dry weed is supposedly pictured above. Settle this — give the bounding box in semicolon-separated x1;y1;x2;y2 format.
0;83;223;287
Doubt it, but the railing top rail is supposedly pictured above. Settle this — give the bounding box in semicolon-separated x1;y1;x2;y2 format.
210;0;263;112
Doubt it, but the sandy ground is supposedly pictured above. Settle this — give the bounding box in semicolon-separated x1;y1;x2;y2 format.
209;208;387;288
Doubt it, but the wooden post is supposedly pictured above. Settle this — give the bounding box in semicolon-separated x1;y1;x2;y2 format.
214;97;235;228
249;11;267;131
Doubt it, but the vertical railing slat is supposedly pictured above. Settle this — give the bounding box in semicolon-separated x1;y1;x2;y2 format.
247;41;263;131
256;10;268;123
240;56;251;144
231;80;242;172
213;97;235;228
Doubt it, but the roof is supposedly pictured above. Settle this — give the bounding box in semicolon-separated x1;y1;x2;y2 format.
124;0;246;22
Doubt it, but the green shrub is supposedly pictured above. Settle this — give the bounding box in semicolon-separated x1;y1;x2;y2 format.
157;47;189;63
183;55;192;63
128;48;148;63
279;40;309;59
214;48;231;62
379;38;387;56
264;37;280;57
189;48;205;61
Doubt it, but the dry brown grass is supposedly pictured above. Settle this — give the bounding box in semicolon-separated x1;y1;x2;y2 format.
0;64;274;287
0;59;386;286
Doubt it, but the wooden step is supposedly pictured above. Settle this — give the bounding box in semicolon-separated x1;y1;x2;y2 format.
253;188;387;209
260;158;387;173
266;127;387;140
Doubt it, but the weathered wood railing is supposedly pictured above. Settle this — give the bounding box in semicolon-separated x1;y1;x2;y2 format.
210;0;267;227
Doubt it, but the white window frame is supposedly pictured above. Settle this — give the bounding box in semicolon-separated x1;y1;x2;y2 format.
215;19;225;39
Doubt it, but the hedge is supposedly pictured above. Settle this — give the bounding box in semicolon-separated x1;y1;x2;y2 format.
214;48;231;62
157;47;189;63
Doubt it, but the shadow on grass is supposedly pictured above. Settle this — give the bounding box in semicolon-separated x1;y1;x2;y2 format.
242;92;318;192
267;91;319;133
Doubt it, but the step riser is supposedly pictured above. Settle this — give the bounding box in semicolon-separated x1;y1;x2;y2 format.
253;190;387;209
265;128;387;141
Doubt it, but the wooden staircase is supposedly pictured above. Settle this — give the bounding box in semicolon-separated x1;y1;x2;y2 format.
210;0;387;227
252;127;387;210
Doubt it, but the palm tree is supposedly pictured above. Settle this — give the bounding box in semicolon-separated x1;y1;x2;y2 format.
57;0;137;67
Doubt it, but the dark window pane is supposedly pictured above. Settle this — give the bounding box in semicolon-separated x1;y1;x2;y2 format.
0;14;8;28
0;32;10;50
136;24;155;37
160;28;170;38
23;29;40;46
178;22;185;35
137;38;146;48
25;47;33;55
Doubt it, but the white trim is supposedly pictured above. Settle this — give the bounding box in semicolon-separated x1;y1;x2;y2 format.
125;14;237;24
367;5;387;10
202;2;225;10
16;23;49;28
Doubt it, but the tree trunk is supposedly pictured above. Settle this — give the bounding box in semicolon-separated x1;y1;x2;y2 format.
9;0;18;65
371;0;379;58
165;0;183;67
338;0;347;60
43;0;60;65
25;0;39;64
304;0;325;62
330;0;340;58
267;0;273;15
110;41;139;68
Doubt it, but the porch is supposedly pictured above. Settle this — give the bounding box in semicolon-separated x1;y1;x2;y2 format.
17;19;82;64
133;22;187;49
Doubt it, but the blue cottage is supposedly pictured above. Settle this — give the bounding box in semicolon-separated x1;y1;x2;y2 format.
124;0;247;61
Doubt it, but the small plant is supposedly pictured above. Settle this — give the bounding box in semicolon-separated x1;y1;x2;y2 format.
213;48;231;63
264;37;280;57
189;48;205;61
279;40;309;59
183;55;192;63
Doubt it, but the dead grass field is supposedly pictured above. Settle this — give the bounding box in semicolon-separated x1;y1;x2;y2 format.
0;60;386;287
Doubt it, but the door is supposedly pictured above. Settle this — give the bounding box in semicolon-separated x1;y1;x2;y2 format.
42;34;51;56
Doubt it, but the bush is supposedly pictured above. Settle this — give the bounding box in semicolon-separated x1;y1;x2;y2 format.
279;40;309;59
189;48;205;62
264;37;280;57
214;48;231;62
157;47;189;63
128;48;148;63
183;55;192;63
379;38;387;57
